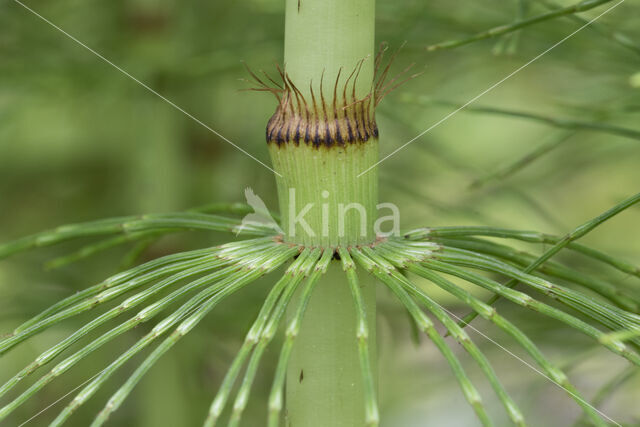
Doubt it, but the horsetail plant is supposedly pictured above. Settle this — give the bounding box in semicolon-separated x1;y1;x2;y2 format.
2;0;640;426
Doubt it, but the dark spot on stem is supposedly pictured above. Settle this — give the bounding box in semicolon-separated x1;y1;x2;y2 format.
335;120;343;144
299;369;304;383
346;121;354;141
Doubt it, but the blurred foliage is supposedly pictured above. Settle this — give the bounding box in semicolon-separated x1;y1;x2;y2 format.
1;0;639;425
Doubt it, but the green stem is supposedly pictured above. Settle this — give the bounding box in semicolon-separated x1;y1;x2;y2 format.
270;0;379;425
271;0;378;247
268;250;333;427
271;143;378;247
285;261;377;427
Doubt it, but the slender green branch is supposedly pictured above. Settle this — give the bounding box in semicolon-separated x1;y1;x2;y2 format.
1;254;226;354
425;260;640;366
226;249;320;427
0;212;274;260
0;263;227;401
267;249;333;427
437;248;640;332
601;327;640;343
405;226;640;281
385;250;608;426
94;248;309;427
491;0;530;55
49;246;296;426
13;246;216;333
0;268;237;422
189;201;281;225
204;249;313;426
360;247;525;426
0;244;294;423
338;249;379;427
350;248;493;426
426;0;615;51
189;202;255;216
409;192;640;328
0;247;286;419
42;203;277;269
535;0;640;56
88;273;265;427
5;240;283;343
438;237;639;312
44;231;166;270
13;237;277;335
0;242;280;402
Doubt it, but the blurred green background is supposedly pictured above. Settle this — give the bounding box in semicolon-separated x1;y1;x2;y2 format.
1;0;639;425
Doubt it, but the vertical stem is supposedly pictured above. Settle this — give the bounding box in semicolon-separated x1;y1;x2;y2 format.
284;0;375;100
285;262;376;427
269;0;378;247
269;2;378;424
